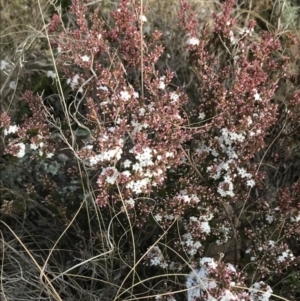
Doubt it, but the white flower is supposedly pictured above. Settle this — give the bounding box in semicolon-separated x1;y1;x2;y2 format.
9;81;16;89
198;112;206;120
229;30;237;45
0;60;9;70
46;70;56;79
101;167;119;185
135;147;153;166
158;77;166;90
220;290;237;301
123;160;132;168
67;74;80;90
154;214;162;222
125;198;135;208
187;37;200;46
120;90;131;101
131;120;149;134
186;257;217;301
268;240;275;247
150;256;161;266
122;170;131;177
247;179;255;187
15;143;26;158
139;15;147;22
30;143;39;150
277;250;294;263
139;108;146;116
85;145;93;150
291;214;300;222
4;125;19;136
166;214;174;220
81;55;90;62
217;180;235;197
165;151;174;158
190;216;198;222
266;214;274;224
126;178;150;194
249;282;272;301
46;152;54;158
170;92;179;102
97;85;108;92
200;221;211;234
253;89;262;101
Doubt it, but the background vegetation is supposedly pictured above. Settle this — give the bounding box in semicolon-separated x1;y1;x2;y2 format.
1;0;300;300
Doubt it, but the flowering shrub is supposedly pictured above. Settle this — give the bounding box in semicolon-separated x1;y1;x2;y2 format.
1;0;300;300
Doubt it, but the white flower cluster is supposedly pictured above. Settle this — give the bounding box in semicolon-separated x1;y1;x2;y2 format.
158;76;166;90
145;246;168;269
89;139;124;166
125;147;156;194
9;81;16;89
249;282;273;301
93;143;166;196
14;142;26;158
181;211;213;256
198;112;206;120
46;70;57;79
216;225;231;245
67;74;80;90
218;128;245;159
277;249;295;263
190;214;213;235
204;128;255;197
196;144;219;158
132;147;153;171
126;177;150;194
30;140;54;158
0;60;10;70
120;89;131;101
253;89;262;101
229;27;254;45
186;257;217;300
187;37;200;46
124;198;135;208
170;92;179;102
291;213;300;223
139;14;147;23
131;118;149;135
181;232;202;256
154;212;174;223
81;55;90;62
101;166;119;184
187;258;269;301
119;88;138;102
3;125;19;136
176;190;201;204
